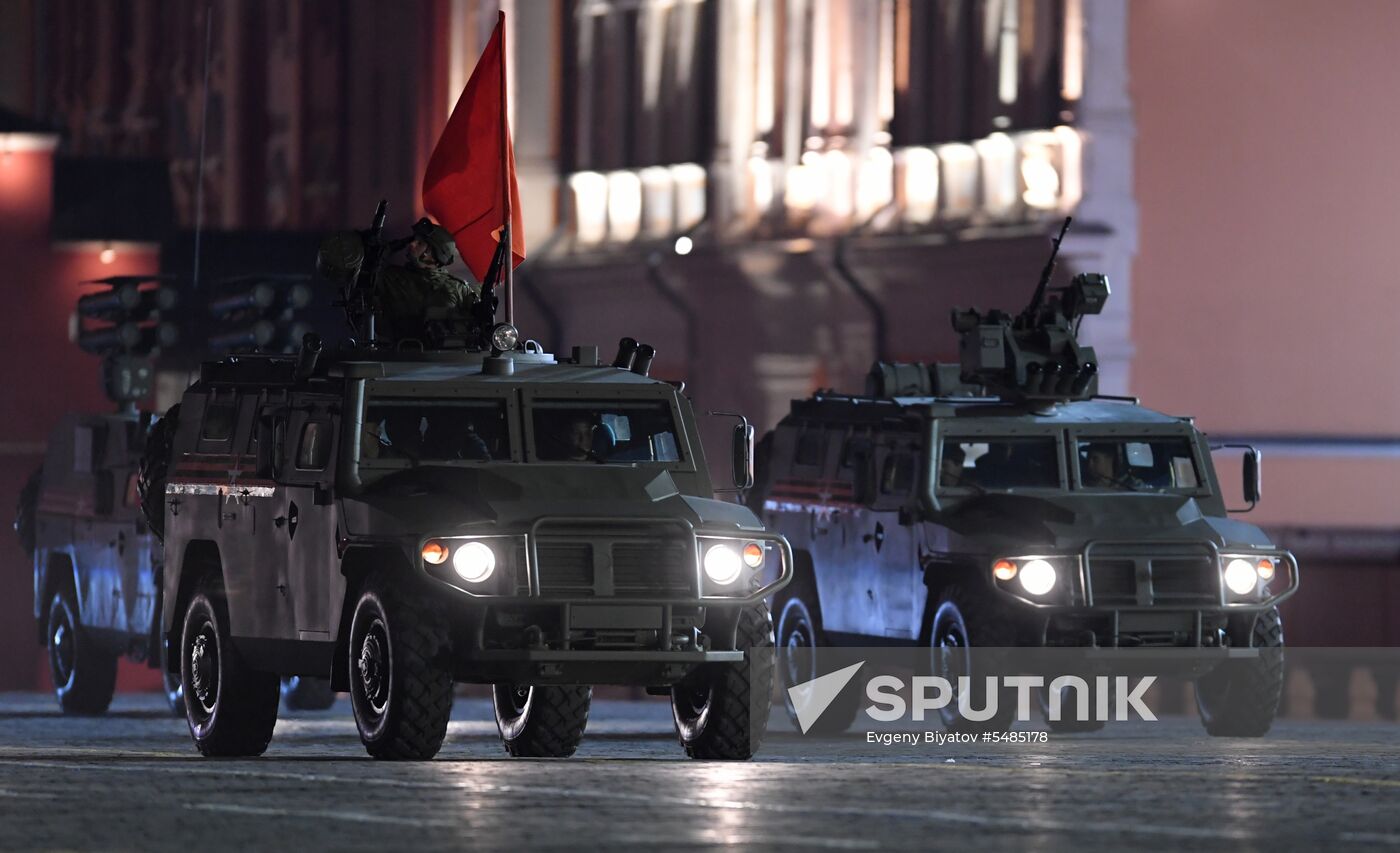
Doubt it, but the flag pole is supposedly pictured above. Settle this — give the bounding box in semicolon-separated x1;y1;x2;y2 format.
499;10;513;326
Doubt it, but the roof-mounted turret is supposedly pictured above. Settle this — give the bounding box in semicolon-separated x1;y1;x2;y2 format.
953;217;1109;403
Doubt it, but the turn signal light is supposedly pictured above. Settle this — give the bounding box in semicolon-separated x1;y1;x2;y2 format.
1257;558;1276;580
421;540;450;565
992;559;1018;581
742;542;765;568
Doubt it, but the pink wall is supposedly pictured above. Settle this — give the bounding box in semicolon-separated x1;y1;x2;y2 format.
1129;0;1400;526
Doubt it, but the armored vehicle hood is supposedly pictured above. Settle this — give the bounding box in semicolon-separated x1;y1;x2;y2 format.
938;493;1274;553
341;465;762;536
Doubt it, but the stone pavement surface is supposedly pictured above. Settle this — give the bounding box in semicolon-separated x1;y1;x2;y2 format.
0;692;1397;851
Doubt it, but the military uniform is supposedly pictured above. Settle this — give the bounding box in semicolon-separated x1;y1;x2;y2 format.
375;218;480;343
378;264;479;340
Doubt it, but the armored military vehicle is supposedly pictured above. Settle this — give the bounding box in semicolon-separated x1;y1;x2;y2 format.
16;277;184;715
141;211;790;761
16;275;338;716
752;226;1298;737
18;411;183;714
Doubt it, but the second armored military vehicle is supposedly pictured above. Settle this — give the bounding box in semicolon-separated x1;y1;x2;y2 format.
144;336;789;760
752;237;1298;737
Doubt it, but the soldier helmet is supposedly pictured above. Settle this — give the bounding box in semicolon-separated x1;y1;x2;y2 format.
410;218;458;266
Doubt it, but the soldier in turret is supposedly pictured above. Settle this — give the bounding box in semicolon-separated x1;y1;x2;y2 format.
377;218;480;343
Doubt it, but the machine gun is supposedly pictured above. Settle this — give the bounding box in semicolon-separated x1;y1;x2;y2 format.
318;200;397;344
950;217;1111;403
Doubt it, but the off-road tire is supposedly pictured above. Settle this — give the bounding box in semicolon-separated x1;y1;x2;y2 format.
673;604;775;760
492;684;592;757
928;583;1017;735
1195;607;1285;737
15;466;41;556
775;584;861;734
281;676;338;712
348;571;454;760
181;575;281;756
47;588;118;715
138;404;179;541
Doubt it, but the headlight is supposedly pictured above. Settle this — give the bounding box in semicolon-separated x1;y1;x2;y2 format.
490;322;520;353
1223;558;1259;595
1018;559;1057;596
703;543;743;585
452;541;497;583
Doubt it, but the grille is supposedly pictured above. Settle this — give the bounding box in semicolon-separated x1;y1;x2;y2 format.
1088;559;1138;605
1150;558;1218;604
1087;550;1219;607
612;540;695;595
535;542;594;595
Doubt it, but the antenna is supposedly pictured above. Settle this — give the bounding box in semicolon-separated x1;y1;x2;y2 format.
190;0;215;291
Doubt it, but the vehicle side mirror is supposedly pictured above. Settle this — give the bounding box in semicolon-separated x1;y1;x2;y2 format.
1212;443;1260;513
1242;448;1261;505
708;411;755;492
731;421;755;489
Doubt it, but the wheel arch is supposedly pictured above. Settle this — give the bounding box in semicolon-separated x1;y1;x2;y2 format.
36;551;79;645
331;544;408;691
918;558;984;645
164;539;223;672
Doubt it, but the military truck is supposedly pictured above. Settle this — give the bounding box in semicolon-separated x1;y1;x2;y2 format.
140;222;791;760
752;232;1298;737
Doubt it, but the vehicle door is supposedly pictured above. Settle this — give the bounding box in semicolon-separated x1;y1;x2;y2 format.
262;393;340;642
818;427;883;636
193;391;283;638
866;431;921;639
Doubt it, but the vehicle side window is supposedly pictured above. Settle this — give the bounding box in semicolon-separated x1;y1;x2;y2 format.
794;430;825;468
296;421;331;470
201;401;236;441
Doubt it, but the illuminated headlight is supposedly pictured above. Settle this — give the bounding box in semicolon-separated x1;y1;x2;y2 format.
1018;559;1057;596
703;543;743;585
452;541;497;584
1224;558;1259;595
490;322;520;353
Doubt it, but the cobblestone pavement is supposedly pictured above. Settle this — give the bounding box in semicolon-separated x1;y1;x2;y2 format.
1;691;1397;851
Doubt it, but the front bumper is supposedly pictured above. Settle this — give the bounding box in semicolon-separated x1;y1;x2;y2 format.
992;541;1300;614
420;517;795;606
450;647;746;686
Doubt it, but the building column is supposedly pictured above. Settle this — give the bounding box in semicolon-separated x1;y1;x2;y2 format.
1070;0;1137;396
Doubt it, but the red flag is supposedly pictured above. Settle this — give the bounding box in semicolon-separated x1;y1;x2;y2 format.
422;11;525;283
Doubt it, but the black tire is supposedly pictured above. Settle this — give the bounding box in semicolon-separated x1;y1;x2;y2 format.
181;575;281;756
15;465;41;557
348;571;454;760
775;587;860;734
492;684;592;757
281;676;338;712
672;604;775;760
138;404;179;541
1195;607;1285;737
47;588;118;715
1037;681;1108;733
163;669;186;717
160;628;185;717
928;583;1017;734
